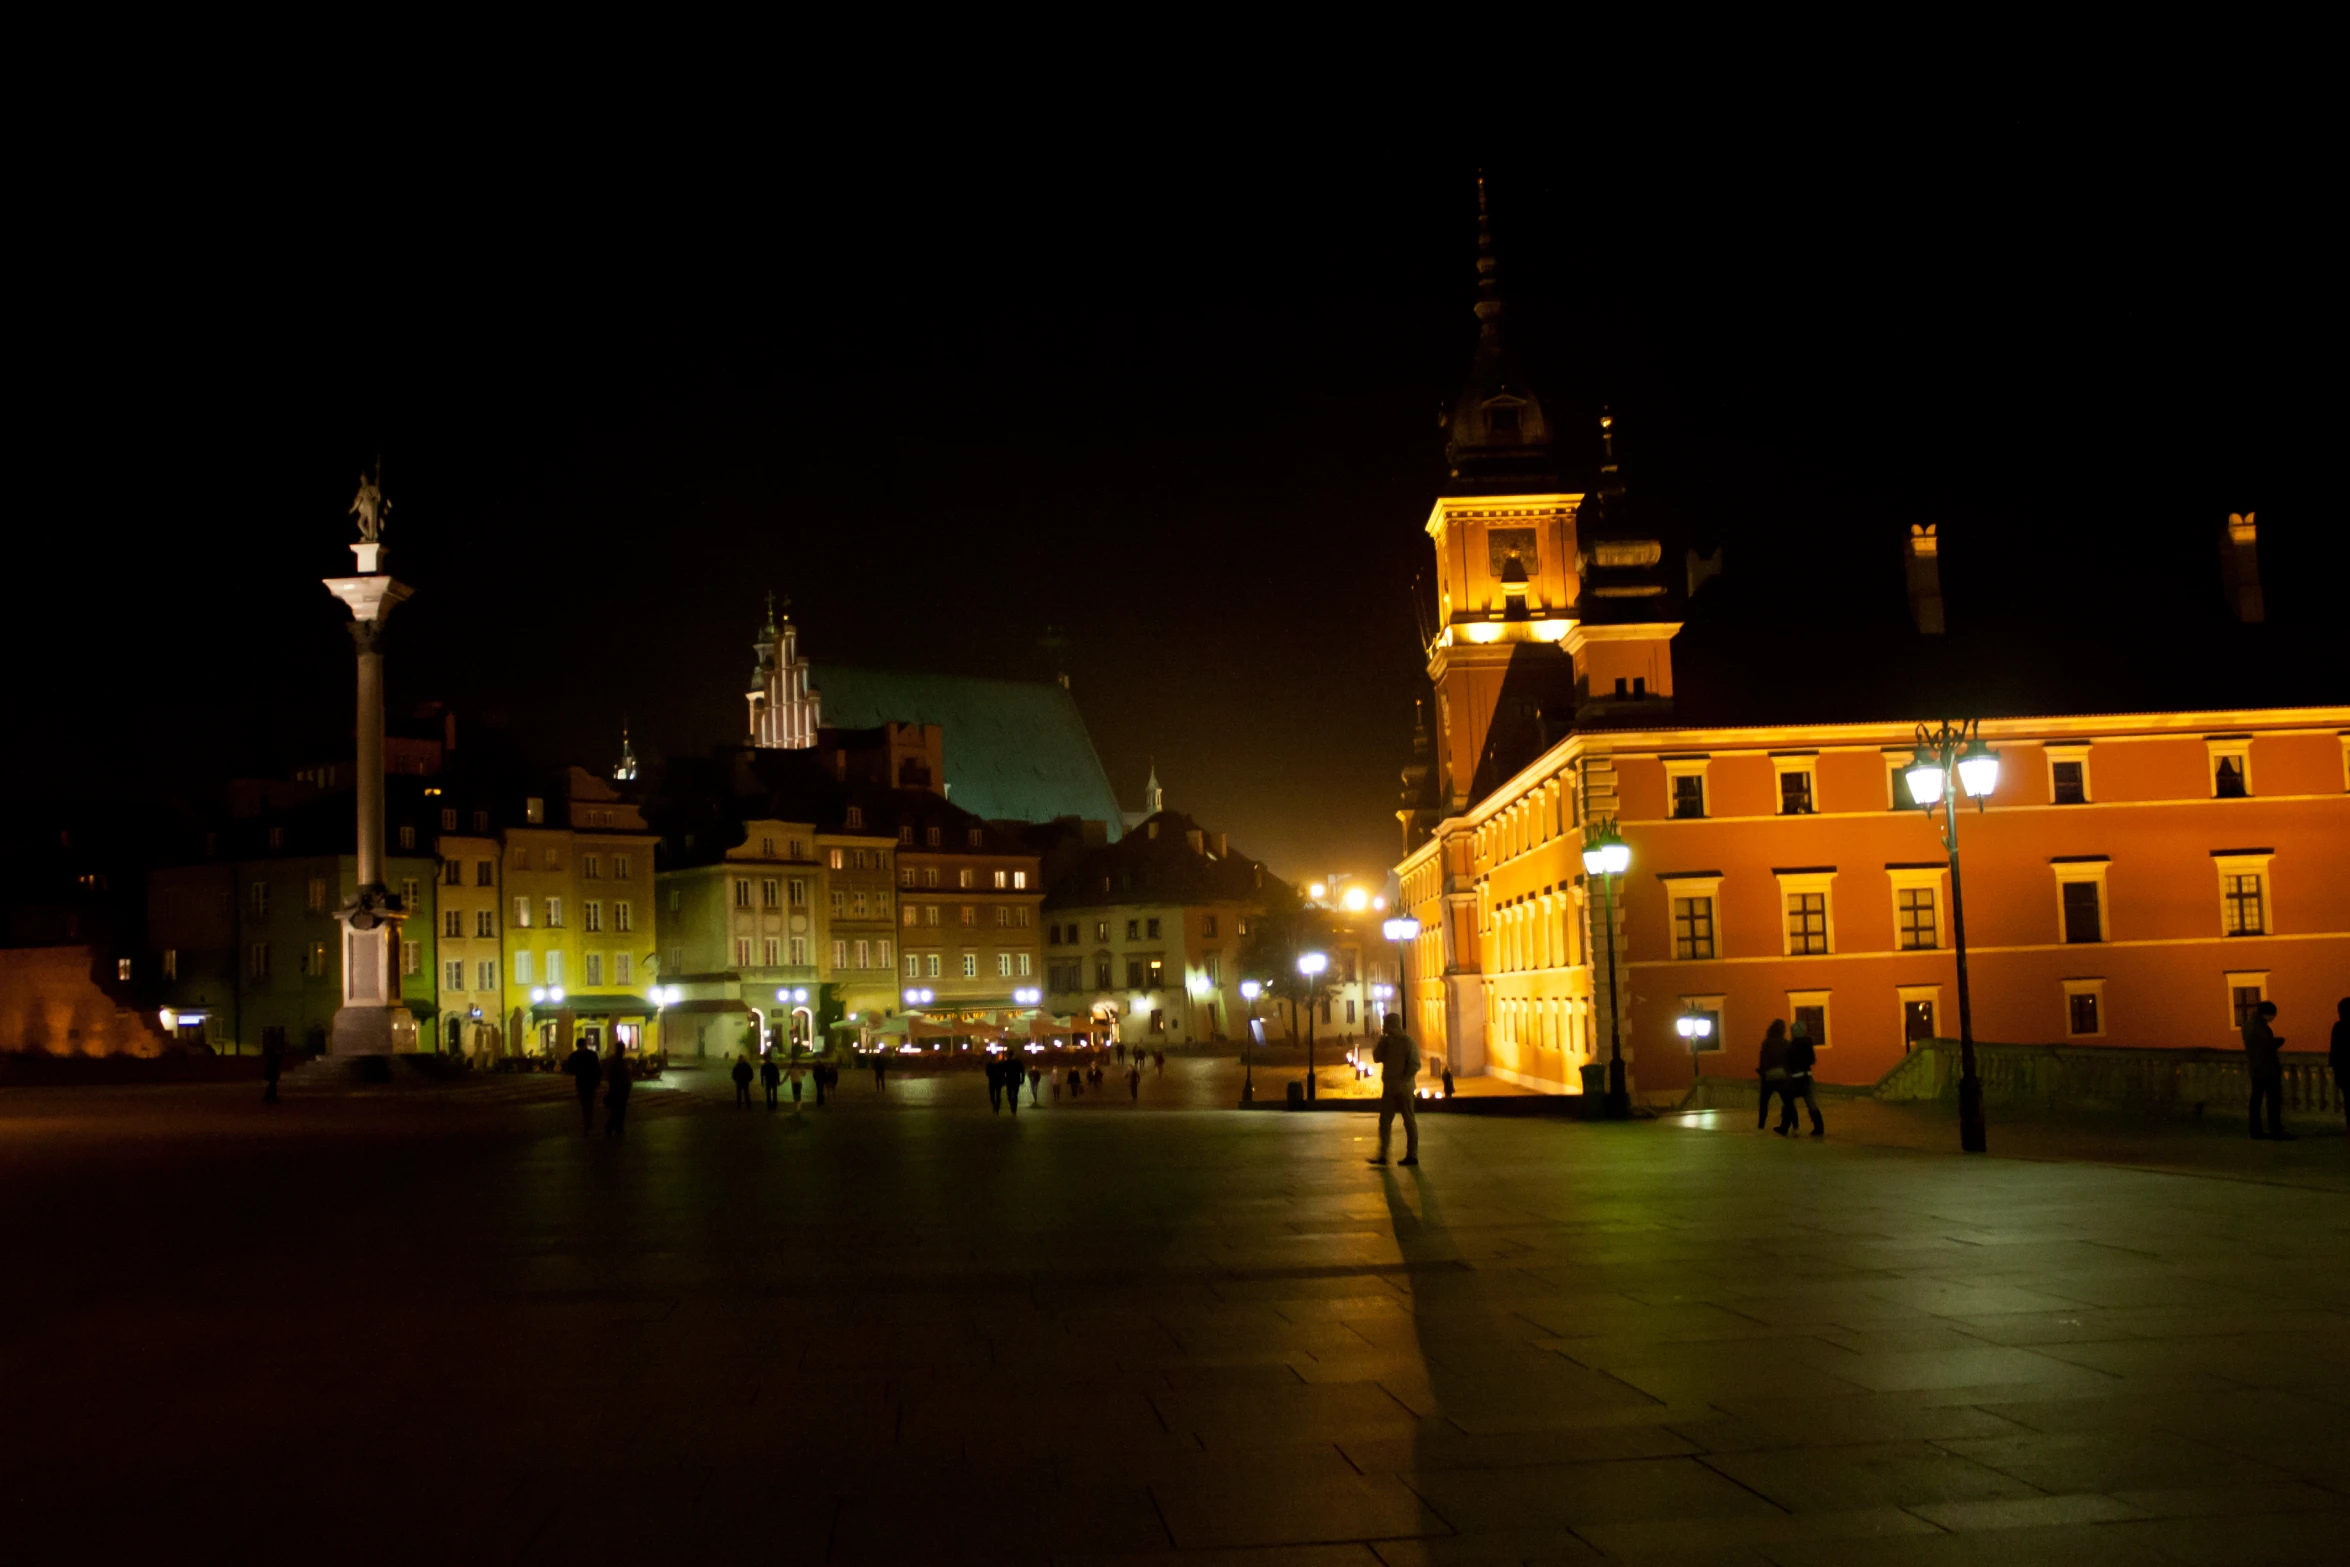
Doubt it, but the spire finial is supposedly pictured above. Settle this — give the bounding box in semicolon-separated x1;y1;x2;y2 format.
1474;169;1501;327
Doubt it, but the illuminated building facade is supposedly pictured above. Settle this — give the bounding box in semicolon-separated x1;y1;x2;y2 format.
500;767;662;1058
1395;188;2350;1097
1041;809;1281;1045
746;592;821;749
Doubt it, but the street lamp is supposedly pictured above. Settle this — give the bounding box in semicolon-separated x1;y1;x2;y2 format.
1297;950;1327;1101
1239;978;1263;1104
1674;1005;1715;1045
1906;719;1999;1154
1580;819;1632;1119
1380;914;1419;1039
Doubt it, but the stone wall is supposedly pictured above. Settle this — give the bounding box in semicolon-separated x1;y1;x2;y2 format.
0;946;170;1057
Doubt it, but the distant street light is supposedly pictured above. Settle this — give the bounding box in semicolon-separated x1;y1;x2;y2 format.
1239;978;1263;1104
1906;719;2000;1154
1581;820;1632;1119
1297;950;1328;1101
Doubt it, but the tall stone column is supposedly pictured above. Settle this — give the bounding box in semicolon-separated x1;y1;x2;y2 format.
323;472;416;1064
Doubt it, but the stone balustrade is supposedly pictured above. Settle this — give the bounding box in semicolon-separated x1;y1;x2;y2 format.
1871;1037;2341;1122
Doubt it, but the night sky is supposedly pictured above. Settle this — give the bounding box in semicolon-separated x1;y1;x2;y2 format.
15;136;2334;880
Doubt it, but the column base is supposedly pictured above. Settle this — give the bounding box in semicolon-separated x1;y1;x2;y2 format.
331;1004;418;1061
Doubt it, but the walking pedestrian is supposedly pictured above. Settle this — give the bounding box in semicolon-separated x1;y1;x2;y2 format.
1368;1013;1421;1166
789;1064;804;1110
1127;1062;1141;1100
1776;1021;1824;1137
569;1038;604;1131
261;1034;284;1105
873;1054;887;1091
1005;1061;1022;1117
1755;1021;1790;1131
1067;1065;1082;1099
986;1057;1005;1113
1440;1064;1455;1100
759;1054;781;1111
2243;1000;2291;1140
731;1054;755;1109
2329;998;2349;1136
604;1048;634;1138
1153;1049;1164;1075
814;1062;829;1107
1027;1063;1042;1105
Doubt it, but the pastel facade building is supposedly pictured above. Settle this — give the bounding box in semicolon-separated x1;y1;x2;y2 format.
501;768;660;1058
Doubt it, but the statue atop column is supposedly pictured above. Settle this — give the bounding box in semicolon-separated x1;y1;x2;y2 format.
350;463;390;543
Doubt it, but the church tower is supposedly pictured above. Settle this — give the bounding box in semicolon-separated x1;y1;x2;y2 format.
745;592;821;749
1420;177;1584;812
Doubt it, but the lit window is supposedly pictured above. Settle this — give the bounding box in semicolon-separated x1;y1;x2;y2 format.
478;960;496;990
615;954;631;984
117;957;132;981
584;901;603;933
1785;892;1829;955
994;870;1009;889
1672;896;1715;959
1777;767;1815;815
958;869;974;889
614;902;631;932
2214;852;2273;937
514;951;533;985
832;939;847;970
545;898;562;928
514;897;531;929
905;953;921;979
1664;758;1709;820
584;952;603;986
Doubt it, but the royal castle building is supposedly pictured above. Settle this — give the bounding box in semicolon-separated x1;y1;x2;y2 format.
1395;184;2349;1099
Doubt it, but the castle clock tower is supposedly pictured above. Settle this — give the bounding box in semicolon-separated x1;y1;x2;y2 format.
1421;177;1585;812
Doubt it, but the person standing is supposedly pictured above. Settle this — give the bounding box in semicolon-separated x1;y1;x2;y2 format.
759;1054;781;1111
1777;1021;1824;1137
814;1062;828;1108
789;1063;804;1111
604;1047;634;1138
261;1033;283;1106
567;1039;603;1132
986;1057;1004;1114
873;1054;887;1092
1027;1062;1042;1106
1755;1021;1790;1132
731;1054;755;1109
1153;1049;1164;1075
1127;1061;1142;1101
2328;998;2349;1136
1005;1061;1022;1117
1369;1013;1421;1166
2243;999;2290;1140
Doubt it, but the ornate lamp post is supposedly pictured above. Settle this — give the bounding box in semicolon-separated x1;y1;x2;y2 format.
1297;951;1327;1100
322;465;416;1066
1581;819;1632;1119
1905;720;1999;1154
1239;979;1263;1104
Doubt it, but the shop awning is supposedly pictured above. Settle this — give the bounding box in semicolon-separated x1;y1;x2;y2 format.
528;994;658;1019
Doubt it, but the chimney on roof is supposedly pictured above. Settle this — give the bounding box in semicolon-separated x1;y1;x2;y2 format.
1215;831;1227;857
1905;525;1945;634
2221;512;2264;623
1186;828;1204;855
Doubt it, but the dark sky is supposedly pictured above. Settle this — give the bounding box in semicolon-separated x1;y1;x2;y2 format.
15;129;2334;879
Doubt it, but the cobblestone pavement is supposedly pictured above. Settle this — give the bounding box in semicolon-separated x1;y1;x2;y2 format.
3;1065;2344;1564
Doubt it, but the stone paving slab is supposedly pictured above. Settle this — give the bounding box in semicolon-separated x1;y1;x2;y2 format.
1;1063;2345;1563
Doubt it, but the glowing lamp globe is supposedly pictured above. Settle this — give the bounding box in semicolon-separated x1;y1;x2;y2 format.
1297;951;1328;978
1239;980;1262;1001
1382;916;1420;942
1956;739;2001;799
1905;754;1947;806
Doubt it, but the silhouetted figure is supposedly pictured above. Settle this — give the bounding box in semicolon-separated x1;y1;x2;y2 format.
1005;1062;1022;1117
874;1056;887;1090
1369;1012;1420;1166
789;1064;804;1109
1777;1022;1824;1137
814;1063;829;1107
1027;1063;1042;1105
1127;1062;1142;1100
731;1055;754;1109
1755;1020;1791;1131
1114;1042;1125;1064
1067;1065;1082;1100
1441;1065;1455;1099
261;1036;283;1105
986;1058;1004;1113
604;1049;633;1138
2243;1000;2290;1139
566;1040;602;1132
2331;998;2349;1135
1153;1049;1165;1075
759;1055;781;1110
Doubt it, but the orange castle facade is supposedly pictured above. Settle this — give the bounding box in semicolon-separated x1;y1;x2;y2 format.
1392;185;2348;1098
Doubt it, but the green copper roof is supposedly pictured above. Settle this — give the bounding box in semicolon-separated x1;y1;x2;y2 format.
811;666;1124;839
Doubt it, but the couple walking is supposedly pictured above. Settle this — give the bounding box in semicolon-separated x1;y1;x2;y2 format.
1754;1020;1824;1137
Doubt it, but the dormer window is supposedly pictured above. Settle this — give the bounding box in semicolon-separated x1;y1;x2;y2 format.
1486;403;1519;437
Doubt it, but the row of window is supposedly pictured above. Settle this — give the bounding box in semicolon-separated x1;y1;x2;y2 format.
735;877;810;909
443;859;496;886
510;898;634;932
443;909;500;938
437;809;493;834
832;889;891;919
1043;914;1243;946
1660;740;2268;823
509;950;635;987
507;846;635;877
900;950;1037;979
1043;953;1246;993
899;904;1035;929
1672;969;2280;1052
895;866;1030;890
1656;856;2277;961
252;877;425;918
247;940;422;981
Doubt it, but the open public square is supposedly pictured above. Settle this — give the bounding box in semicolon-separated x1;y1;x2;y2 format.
5;1061;2345;1565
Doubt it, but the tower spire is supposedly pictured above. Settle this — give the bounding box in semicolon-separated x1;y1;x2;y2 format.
1445;171;1552;484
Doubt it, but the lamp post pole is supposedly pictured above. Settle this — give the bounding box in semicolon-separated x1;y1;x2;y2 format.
1908;719;1995;1155
1239;979;1261;1105
1599;866;1629;1118
1298;952;1328;1102
1581;819;1633;1120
